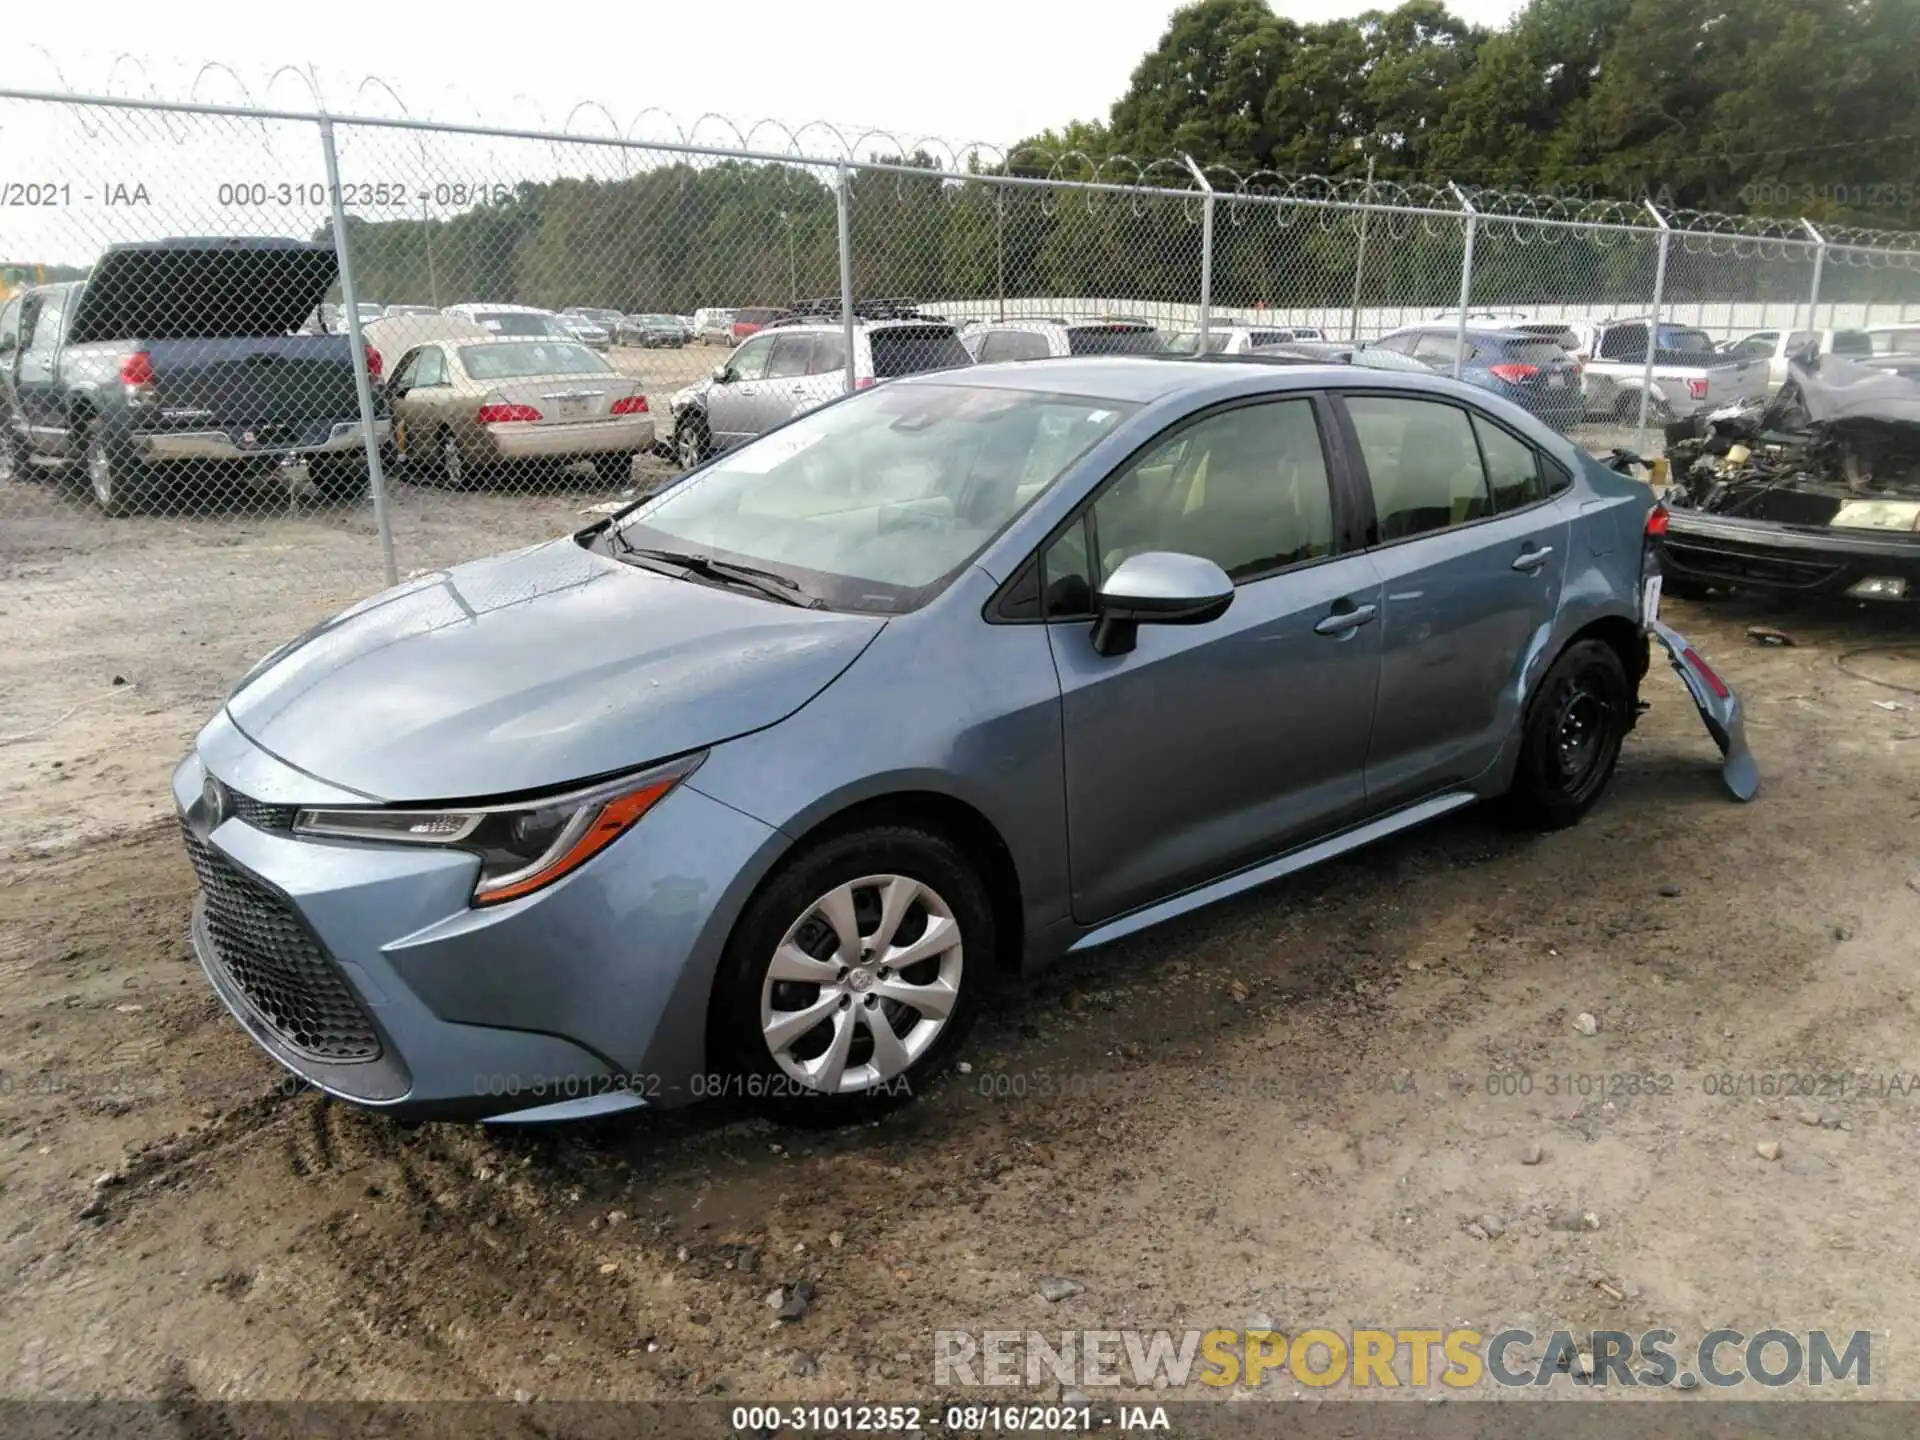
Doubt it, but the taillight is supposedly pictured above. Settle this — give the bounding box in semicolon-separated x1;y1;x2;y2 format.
854;377;877;390
1488;363;1539;383
364;344;383;380
1682;647;1731;699
1686;378;1709;400
1646;504;1670;537
611;394;649;415
476;403;542;424
120;351;155;386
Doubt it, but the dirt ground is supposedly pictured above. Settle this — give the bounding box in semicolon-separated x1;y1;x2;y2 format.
6;414;1920;1414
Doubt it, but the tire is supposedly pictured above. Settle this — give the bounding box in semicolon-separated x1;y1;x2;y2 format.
711;825;992;1127
1613;390;1666;427
311;456;370;502
83;419;153;517
1504;638;1632;831
436;429;476;490
674;414;710;471
0;427;20;485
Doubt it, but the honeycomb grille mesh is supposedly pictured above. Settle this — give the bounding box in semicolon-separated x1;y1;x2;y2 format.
183;826;380;1063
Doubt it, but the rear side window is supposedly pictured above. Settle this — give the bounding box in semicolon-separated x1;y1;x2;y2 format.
1501;340;1568;365
1872;327;1920;354
869;326;971;377
1831;330;1872;357
736;307;784;326
0;296;21;351
1345;395;1491;541
809;331;848;375
1411;332;1461;366
978;330;1051;363
1067;325;1161;356
1655;326;1716;356
1472;414;1545;511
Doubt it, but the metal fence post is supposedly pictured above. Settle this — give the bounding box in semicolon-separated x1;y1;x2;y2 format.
836;165;856;394
1803;218;1828;332
1184;155;1214;347
1448;183;1477;380
1349;152;1376;342
995;186;1007;322
1634;201;1671;453
319;117;398;588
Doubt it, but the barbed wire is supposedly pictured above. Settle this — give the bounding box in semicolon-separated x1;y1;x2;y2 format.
5;53;1920;263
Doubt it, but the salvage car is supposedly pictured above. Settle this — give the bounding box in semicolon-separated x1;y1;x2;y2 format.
174;359;1749;1125
1658;353;1920;603
385;335;653;487
0;238;388;513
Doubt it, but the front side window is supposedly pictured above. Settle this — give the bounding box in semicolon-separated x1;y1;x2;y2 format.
616;383;1132;611
1041;399;1335;617
766;334;813;379
413;347;449;387
0;296;22;353
727;336;775;381
26;289;68;354
1346;395;1491;541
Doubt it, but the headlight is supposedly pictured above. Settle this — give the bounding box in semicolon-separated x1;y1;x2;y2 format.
1832;499;1920;532
291;755;702;906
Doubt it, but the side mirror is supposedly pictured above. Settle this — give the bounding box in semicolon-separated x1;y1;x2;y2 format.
1090;551;1234;657
712;364;732;384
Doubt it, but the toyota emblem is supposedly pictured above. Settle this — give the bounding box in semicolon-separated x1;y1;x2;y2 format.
202;777;228;825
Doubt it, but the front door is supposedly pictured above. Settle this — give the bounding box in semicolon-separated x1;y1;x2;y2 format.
1045;395;1384;924
705;334;776;449
1334;392;1570;807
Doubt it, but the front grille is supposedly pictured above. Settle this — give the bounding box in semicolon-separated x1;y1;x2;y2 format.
228;790;297;832
182;826;381;1063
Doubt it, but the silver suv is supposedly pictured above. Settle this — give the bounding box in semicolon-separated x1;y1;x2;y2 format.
669;308;972;467
959;317;1164;362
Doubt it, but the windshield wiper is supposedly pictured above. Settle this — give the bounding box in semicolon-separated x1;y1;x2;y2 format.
614;542;822;608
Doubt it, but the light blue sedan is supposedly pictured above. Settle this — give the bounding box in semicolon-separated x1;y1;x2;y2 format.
174;358;1750;1124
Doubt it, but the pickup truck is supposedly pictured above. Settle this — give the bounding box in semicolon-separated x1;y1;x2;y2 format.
1716;326;1875;390
0;237;388;515
1575;318;1766;426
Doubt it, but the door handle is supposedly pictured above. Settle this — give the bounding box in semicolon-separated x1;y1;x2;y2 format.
1511;545;1554;573
1314;602;1378;636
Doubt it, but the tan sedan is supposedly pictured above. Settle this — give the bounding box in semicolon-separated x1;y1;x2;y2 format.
386;336;655;487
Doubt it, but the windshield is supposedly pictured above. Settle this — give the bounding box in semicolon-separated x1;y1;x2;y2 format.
737;307;784;325
1067;325;1163;356
471;311;563;337
459;341;611;380
615;383;1133;612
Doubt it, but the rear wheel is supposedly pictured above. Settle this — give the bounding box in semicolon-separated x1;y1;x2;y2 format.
1614;390;1666;426
1505;639;1632;830
311;456;369;502
437;429;476;490
712;825;990;1127
0;428;21;485
84;420;153;517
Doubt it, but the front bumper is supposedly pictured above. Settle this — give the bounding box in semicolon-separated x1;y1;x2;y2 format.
173;716;778;1120
482;415;655;460
133;419;391;463
1659;508;1920;600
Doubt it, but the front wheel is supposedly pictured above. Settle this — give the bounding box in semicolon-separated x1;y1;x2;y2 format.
674;414;710;471
1505;639;1631;830
712;826;991;1126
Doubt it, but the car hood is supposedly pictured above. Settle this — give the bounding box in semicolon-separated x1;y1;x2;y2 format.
225;539;884;802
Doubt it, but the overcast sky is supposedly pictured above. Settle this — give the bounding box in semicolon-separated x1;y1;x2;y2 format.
5;0;1529;147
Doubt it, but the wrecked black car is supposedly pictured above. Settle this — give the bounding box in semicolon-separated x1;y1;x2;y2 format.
1657;353;1920;603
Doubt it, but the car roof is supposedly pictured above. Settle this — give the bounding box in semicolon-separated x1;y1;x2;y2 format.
895;355;1492;405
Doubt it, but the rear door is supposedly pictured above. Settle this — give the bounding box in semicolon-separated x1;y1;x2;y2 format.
759;332;828;427
1043;394;1384;922
1332;391;1570;807
14;287;70;455
0;294;24;444
704;334;775;448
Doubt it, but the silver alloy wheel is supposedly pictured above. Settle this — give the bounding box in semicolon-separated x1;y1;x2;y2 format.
441;432;463;487
87;436;114;507
760;873;964;1095
676;421;703;470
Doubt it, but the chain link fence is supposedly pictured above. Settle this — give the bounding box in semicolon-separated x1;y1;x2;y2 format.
3;90;1920;824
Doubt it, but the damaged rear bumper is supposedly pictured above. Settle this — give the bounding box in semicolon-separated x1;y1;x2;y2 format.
1657;509;1920;602
1647;618;1759;801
